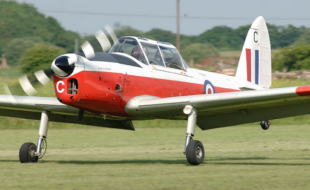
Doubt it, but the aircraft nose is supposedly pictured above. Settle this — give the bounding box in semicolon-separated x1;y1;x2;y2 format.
51;55;76;77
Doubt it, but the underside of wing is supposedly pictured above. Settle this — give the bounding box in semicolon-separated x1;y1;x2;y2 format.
125;86;310;130
0;95;134;130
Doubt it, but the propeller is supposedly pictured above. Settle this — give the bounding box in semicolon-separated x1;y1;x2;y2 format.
3;26;118;98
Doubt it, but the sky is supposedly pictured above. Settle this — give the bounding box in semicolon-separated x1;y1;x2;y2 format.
16;0;310;36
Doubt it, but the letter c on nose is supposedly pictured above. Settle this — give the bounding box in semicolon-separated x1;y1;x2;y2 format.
56;81;65;93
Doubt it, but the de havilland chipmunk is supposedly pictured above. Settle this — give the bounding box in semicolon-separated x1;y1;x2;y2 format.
2;16;310;165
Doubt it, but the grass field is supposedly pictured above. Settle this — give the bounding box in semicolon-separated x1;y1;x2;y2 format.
1;125;310;189
1;68;310;189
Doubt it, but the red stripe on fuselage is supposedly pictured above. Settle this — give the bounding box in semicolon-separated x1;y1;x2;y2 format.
214;86;239;93
246;48;251;82
55;71;240;117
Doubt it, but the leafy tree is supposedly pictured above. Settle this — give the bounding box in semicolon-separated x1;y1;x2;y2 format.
271;24;305;48
235;24;251;41
198;26;243;51
180;43;219;63
180;35;198;47
19;43;66;74
295;29;310;45
273;45;310;71
0;1;81;54
52;30;81;52
227;24;305;50
296;57;310;70
5;37;42;65
145;28;176;45
114;26;144;38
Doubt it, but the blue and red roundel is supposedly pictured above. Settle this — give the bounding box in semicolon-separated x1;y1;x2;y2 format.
204;80;215;94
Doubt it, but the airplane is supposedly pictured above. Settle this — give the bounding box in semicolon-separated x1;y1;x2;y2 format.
2;16;310;165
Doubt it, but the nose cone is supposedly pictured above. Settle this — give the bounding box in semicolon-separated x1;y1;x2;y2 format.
51;55;76;77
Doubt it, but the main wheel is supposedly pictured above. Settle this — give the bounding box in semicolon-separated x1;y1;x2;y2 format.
19;142;38;163
186;140;205;165
260;120;270;130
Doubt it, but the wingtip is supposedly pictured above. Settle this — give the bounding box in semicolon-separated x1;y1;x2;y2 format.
296;86;310;96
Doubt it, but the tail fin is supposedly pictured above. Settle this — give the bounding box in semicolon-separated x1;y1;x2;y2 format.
235;16;271;88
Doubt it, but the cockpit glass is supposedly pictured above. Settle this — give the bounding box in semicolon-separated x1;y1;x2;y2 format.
140;42;165;67
109;38;148;65
181;57;189;69
159;46;185;70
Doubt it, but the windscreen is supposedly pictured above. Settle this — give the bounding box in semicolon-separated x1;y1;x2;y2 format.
159;46;185;70
140;42;165;67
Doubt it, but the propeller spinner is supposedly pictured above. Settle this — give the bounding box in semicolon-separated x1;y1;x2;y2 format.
51;55;77;77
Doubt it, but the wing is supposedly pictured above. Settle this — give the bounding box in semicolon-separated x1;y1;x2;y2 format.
125;86;310;130
0;95;134;130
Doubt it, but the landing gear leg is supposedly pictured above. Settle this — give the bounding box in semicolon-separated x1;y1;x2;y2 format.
183;105;204;165
19;110;50;163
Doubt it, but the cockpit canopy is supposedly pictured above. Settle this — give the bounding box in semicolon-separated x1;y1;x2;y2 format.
109;37;188;70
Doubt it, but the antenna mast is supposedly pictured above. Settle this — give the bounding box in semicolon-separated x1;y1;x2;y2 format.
176;0;180;51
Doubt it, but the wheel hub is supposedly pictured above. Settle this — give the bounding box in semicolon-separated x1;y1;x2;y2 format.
29;148;37;161
196;146;202;158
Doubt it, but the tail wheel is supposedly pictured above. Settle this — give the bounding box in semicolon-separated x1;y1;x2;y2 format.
260;120;270;130
19;142;38;163
186;140;205;165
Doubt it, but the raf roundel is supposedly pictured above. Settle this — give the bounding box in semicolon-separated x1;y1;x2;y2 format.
204;80;215;94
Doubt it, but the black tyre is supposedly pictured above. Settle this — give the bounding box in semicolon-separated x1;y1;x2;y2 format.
260;120;270;130
19;142;38;163
186;140;205;165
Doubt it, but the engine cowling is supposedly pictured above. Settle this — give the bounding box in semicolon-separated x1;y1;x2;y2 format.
51;54;77;77
51;54;85;105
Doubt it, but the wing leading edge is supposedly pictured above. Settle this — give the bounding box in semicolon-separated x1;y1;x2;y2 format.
0;95;134;130
125;86;310;130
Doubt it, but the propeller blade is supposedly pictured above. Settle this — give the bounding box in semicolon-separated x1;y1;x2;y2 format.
18;75;37;96
104;25;118;44
81;41;95;59
9;69;54;96
3;84;17;104
34;70;51;86
95;30;111;52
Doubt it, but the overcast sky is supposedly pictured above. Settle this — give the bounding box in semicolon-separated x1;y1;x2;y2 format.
16;0;310;36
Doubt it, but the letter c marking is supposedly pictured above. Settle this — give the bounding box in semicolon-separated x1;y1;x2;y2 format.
254;31;258;43
56;81;65;93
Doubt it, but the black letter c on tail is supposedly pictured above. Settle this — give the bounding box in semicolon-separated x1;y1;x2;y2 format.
254;31;258;43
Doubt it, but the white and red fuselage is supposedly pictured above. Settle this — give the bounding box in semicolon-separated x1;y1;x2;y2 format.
52;37;264;119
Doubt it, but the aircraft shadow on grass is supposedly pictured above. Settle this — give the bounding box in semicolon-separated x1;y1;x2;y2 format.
2;157;310;166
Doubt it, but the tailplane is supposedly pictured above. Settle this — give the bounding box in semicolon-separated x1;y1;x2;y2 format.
235;16;271;88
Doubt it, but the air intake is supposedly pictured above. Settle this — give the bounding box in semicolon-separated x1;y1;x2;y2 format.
68;79;78;94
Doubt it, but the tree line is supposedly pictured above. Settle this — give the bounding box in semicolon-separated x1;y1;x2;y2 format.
1;0;310;73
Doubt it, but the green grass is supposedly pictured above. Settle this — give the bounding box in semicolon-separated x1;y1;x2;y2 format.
271;79;310;88
1;125;310;189
1;66;310;189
